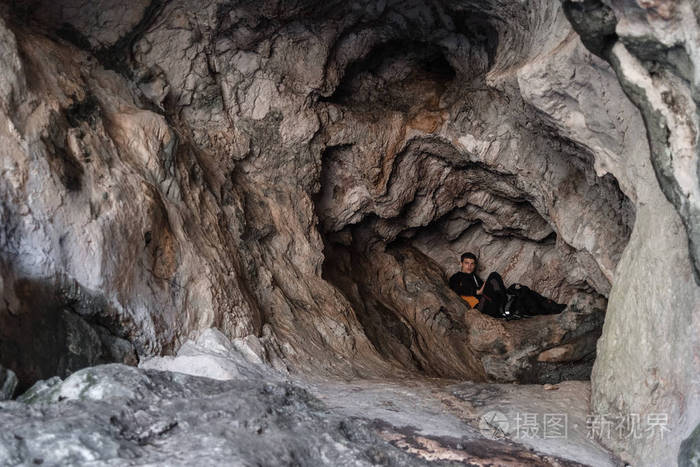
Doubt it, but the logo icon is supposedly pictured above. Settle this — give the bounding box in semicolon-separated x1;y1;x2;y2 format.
479;410;509;439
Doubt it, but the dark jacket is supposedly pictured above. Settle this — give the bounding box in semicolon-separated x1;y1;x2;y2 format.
449;272;483;297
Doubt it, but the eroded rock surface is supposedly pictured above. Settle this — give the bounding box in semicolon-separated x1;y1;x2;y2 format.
0;331;616;466
0;0;631;384
0;0;697;465
2;364;427;466
561;1;700;464
324;241;605;383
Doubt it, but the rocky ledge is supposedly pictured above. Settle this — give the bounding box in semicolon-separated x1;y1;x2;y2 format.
0;329;618;466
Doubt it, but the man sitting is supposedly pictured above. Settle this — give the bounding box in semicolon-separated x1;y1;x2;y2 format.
448;252;507;318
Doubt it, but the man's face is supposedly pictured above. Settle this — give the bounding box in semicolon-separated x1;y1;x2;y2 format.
460;258;476;274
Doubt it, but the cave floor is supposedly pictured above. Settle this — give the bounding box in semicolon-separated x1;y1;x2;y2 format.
139;329;621;465
303;376;619;466
2;328;621;466
1;367;619;466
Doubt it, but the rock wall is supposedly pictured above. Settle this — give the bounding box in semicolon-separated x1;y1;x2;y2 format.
0;0;628;384
560;1;700;464
0;6;390;384
0;0;697;464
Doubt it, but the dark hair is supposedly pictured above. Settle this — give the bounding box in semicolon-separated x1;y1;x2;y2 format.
460;252;477;262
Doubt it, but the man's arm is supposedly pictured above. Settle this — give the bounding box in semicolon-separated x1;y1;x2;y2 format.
448;274;459;293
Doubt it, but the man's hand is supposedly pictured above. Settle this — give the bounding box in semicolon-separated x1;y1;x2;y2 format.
477;283;485;295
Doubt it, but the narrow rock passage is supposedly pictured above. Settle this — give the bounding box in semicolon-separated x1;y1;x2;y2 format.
322;240;605;383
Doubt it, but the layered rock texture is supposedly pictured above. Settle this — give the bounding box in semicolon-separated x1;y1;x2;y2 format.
0;330;618;466
560;1;700;464
0;0;698;465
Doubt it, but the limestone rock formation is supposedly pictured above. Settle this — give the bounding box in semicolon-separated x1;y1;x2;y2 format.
0;366;17;400
140;327;289;378
323;241;606;383
0;0;697;465
0;0;629;383
0;331;618;466
2;364;429;466
560;1;700;463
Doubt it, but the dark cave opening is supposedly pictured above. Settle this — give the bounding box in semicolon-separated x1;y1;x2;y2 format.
311;31;633;381
321;39;457;113
316;191;610;384
0;272;138;393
